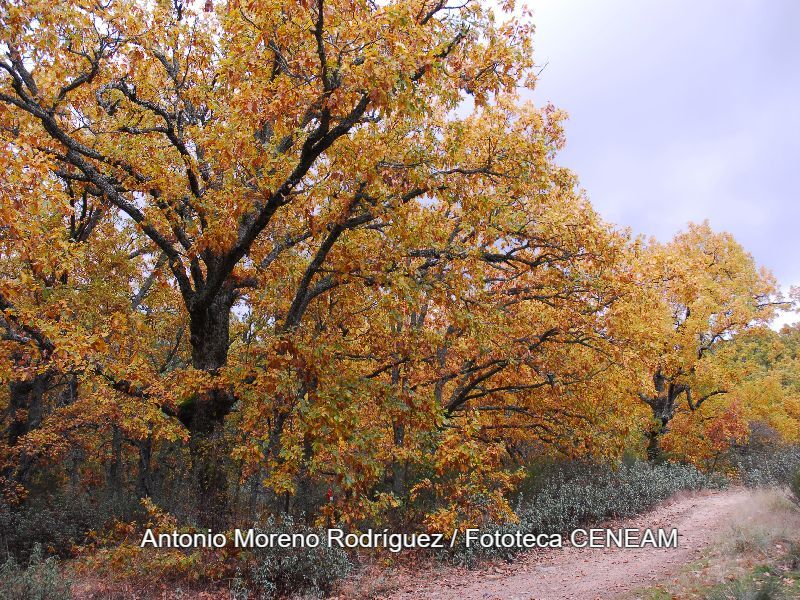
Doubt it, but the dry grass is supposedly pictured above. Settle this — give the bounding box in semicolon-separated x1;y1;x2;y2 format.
724;490;800;556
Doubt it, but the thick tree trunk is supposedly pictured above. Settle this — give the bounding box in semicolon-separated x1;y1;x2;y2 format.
642;370;680;463
7;375;47;447
188;294;233;374
6;373;49;484
645;419;667;462
178;291;236;528
645;400;672;463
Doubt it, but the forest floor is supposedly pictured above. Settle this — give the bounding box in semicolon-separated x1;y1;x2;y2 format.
70;487;800;599
341;487;800;600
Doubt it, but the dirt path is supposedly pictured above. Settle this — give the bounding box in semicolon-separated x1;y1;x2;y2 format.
380;488;755;600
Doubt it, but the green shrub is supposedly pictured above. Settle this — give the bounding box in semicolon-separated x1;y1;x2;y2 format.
231;515;353;600
0;490;141;562
0;544;71;600
450;460;724;564
0;499;84;562
790;468;800;506
734;446;800;487
518;460;718;528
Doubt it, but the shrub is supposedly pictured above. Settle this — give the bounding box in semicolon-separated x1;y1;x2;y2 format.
789;468;800;506
734;446;800;487
0;544;72;600
0;489;139;562
450;460;724;564
517;461;715;527
231;515;353;600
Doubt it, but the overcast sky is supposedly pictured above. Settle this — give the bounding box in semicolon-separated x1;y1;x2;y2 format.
522;0;799;325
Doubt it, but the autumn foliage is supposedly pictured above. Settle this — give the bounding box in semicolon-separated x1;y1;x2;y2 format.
0;0;796;551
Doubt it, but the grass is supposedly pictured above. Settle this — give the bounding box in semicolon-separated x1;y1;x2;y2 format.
704;562;800;600
636;558;800;599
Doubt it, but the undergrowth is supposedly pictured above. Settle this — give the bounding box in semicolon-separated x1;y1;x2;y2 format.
230;515;353;600
0;544;71;600
449;460;725;564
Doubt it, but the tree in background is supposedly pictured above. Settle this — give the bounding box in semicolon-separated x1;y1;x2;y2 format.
630;222;781;461
0;136;186;505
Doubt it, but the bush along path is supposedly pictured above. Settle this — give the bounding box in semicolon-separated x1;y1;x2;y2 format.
369;488;756;600
447;461;726;565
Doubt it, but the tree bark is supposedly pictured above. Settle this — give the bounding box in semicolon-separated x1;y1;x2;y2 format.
108;425;123;500
178;290;236;527
390;421;407;495
7;376;47;447
136;436;153;499
293;433;316;521
641;370;684;462
6;373;49;484
645;420;667;462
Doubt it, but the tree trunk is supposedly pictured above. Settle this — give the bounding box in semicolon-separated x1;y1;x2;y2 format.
642;370;679;463
108;425;123;500
390;421;406;496
646;419;667;462
293;433;316;521
389;362;407;497
136;436;153;499
7;375;47;447
178;291;236;528
6;373;49;484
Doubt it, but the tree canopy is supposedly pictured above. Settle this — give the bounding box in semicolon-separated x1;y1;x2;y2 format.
0;0;795;529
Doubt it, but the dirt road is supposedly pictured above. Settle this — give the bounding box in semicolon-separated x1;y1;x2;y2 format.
381;488;755;600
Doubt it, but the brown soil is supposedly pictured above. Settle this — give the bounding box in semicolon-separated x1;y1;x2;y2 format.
362;488;755;600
